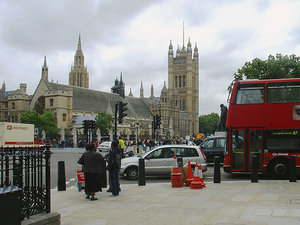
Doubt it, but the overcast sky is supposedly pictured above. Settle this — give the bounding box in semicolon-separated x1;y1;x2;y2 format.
0;0;299;115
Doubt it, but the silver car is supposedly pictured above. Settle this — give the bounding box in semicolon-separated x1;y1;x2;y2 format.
98;141;111;154
120;145;207;180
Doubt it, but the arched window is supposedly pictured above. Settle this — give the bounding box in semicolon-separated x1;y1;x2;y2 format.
175;76;178;88
63;113;67;122
12;102;15;110
50;99;54;107
179;76;181;87
183;99;186;111
183;75;186;87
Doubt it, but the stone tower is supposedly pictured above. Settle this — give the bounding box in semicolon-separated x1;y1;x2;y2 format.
69;34;89;88
168;38;199;136
111;73;125;98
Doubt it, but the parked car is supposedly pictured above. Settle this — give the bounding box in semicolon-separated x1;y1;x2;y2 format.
120;145;207;180
98;141;111;154
200;136;225;163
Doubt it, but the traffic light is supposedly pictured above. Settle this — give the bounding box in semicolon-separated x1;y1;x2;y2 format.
83;120;89;134
118;101;128;124
155;115;161;129
153;116;156;129
90;120;95;130
88;120;95;130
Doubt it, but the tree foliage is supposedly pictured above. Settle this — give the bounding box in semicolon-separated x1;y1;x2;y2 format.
199;113;220;135
20;110;58;137
95;112;114;136
233;54;300;81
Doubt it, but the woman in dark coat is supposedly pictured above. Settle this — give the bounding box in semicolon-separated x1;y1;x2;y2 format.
78;143;106;200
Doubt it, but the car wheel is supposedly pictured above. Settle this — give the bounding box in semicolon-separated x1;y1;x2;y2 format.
126;167;138;180
270;159;289;179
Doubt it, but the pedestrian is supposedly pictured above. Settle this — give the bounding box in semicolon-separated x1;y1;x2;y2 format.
118;137;126;158
107;140;121;196
77;143;106;201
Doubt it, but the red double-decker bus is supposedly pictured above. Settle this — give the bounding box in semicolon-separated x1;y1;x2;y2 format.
224;78;300;178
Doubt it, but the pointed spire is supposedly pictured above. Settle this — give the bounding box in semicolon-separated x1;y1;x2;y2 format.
77;34;82;51
169;40;173;49
42;56;48;81
140;81;144;98
194;42;198;59
187;37;191;47
163;80;167;90
151;84;154;97
43;56;47;67
1;81;6;94
183;21;185;49
129;88;133;97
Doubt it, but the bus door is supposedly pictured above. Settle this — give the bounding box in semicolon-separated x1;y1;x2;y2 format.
231;129;245;171
248;128;263;172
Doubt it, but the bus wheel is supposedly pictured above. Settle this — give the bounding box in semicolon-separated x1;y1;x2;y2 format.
270;159;289;179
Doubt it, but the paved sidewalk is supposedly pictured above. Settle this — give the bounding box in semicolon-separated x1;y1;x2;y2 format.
52;181;300;225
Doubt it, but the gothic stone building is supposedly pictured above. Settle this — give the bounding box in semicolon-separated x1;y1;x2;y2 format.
0;35;199;140
142;39;199;137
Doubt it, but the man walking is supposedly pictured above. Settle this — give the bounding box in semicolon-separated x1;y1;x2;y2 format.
107;140;121;196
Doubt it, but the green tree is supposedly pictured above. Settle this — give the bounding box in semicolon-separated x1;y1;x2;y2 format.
233;54;300;81
20;110;58;137
95;112;114;136
199;113;220;135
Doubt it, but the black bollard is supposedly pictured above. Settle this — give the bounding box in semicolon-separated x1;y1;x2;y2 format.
57;161;66;191
289;155;296;182
214;156;221;183
251;155;258;183
138;158;146;186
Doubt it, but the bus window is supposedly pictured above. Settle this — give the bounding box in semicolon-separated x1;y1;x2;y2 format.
265;130;300;152
232;130;244;169
267;83;300;103
236;84;264;104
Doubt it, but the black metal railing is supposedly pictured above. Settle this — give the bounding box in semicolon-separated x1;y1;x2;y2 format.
0;146;51;220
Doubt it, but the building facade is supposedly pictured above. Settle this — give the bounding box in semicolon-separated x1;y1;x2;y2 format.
1;35;199;141
143;39;199;137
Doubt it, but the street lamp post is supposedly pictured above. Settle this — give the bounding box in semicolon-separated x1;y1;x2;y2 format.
136;122;139;154
158;103;161;140
35;102;40;134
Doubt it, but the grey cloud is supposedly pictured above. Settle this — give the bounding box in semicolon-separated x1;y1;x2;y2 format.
0;0;163;54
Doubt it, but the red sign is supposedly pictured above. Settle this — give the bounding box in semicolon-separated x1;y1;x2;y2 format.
76;171;85;182
7;125;12;130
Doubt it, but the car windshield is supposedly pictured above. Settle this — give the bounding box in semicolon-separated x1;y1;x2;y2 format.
141;147;160;158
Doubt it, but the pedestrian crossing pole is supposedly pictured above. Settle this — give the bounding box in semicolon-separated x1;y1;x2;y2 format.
114;103;118;141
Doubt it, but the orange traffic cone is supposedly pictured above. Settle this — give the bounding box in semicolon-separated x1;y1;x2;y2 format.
171;154;182;188
172;154;180;174
185;160;193;186
198;164;206;187
190;164;203;189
